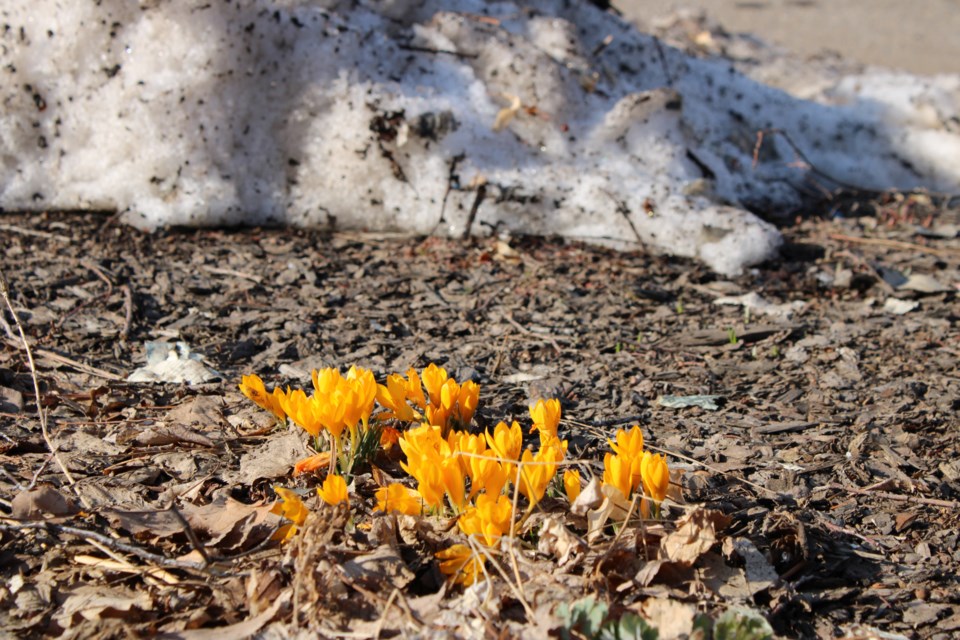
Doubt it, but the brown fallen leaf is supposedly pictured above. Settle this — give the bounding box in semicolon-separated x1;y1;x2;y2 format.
118;423;216;448
226;429;312;484
723;537;778;595
11;485;81;520
587;483;632;543
164;395;225;428
103;496;277;553
538;515;586;567
660;508;730;566
636;597;697;638
571;476;604;516
340;545;415;591
492;93;522;131
0;384;23;413
56;584;153;627
156;593;288;640
245;567;286;616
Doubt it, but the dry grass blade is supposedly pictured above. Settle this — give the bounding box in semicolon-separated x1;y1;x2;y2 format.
0;270;89;508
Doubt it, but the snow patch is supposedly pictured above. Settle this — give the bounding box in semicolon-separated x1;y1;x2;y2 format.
1;0;958;274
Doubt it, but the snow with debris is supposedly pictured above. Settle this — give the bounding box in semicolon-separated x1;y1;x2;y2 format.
2;0;959;274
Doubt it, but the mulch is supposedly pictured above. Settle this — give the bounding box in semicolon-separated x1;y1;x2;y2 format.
0;203;958;639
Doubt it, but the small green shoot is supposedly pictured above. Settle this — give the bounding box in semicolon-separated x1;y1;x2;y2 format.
727;327;738;345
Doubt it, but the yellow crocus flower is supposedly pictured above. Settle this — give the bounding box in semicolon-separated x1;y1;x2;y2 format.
608;425;644;460
529;398;561;439
485;421;522;480
458;493;513;546
602;451;632;499
317;474;349;507
270;486;309;542
238;374;286;421
404;368;427;409
436;544;483;586
563;469;581;503
421;363;449;408
457;380;480;425
377;373;417;422
640;451;670;504
440;457;467;510
312;367;343;397
373;483;423;516
277;388;324;438
346;365;377;429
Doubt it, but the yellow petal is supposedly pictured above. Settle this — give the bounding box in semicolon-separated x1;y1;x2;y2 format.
563;469;581;503
317;474;349;506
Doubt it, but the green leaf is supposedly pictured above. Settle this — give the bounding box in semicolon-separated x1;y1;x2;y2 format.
556;596;608;639
599;613;659;640
714;608;774;640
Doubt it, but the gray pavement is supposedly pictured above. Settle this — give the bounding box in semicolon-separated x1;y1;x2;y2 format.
616;0;960;75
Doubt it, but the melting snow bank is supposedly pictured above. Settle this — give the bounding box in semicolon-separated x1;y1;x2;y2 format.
2;1;959;275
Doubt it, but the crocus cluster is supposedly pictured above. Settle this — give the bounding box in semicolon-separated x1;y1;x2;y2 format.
602;425;670;516
242;366;673;590
377;363;479;436
239;367;378;475
372;399;568;585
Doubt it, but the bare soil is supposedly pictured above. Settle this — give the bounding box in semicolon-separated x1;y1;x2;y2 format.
0;203;958;639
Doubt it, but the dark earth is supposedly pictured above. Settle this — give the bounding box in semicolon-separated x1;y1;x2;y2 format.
0;199;958;639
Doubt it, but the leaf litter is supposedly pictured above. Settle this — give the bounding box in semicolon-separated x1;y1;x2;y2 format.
0;204;958;639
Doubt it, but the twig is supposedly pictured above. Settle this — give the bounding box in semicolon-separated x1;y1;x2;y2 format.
652;37;673;87
601;189;645;248
167;502;212;566
468;535;535;621
0;272;86;505
828;233;958;259
0;521;213;572
503;312;564;354
74;551;181;586
397;43;478;59
120;284;133;343
80;259;115;294
0;223;71;243
462;183;487;240
826;483;960;509
0;339;124;381
372;588;401;640
25;453;55;491
202;265;263;284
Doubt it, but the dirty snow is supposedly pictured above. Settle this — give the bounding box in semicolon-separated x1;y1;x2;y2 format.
1;0;959;274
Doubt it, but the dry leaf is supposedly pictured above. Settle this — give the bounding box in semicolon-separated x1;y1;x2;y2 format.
660;508;730;565
229;429;312;483
637;597;697;639
492;93;522;131
538;515;586;566
245;568;285;616
119;423;216;448
103;496;277;553
723;537;778;595
56;585;153;626
156;593;288;640
11;485;81;520
340;545;414;590
587;483;632;543
699;551;752;600
571;476;604;516
165;395;225;428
